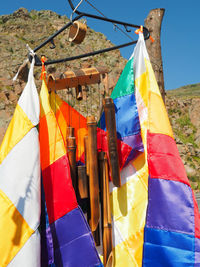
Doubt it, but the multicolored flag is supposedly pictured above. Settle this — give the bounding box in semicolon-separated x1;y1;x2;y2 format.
99;53;144;166
135;32;200;266
48;91;138;170
0;58;41;266
39;31;200;266
39;78;103;267
109;32;200;266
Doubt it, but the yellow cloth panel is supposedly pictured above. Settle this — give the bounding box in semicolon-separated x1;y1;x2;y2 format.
49;92;67;146
49;91;63;112
144;59;161;97
110;172;148;240
126;229;144;266
40;80;52;118
0;104;33;164
39;80;66;170
149;91;173;137
135;72;148;108
0;189;33;266
113;238;141;267
132;152;146;172
39;109;66;170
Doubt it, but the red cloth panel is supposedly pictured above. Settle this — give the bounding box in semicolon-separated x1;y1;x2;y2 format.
147;132;190;185
42;155;78;224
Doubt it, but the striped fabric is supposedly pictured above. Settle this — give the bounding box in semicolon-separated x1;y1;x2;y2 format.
48;91;132;169
101;32;200;266
39;79;103;267
0;59;40;266
39;32;200;266
99;57;144;165
134;32;200;266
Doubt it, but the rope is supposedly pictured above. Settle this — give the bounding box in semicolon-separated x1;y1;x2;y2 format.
85;0;134;41
13;44;35;81
70;0;85;22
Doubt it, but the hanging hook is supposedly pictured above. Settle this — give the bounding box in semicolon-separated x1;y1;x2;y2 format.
70;0;85;22
124;25;131;33
50;39;56;49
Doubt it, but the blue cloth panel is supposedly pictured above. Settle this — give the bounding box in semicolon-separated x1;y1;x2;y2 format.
100;93;141;139
142;227;195;267
195;238;200;266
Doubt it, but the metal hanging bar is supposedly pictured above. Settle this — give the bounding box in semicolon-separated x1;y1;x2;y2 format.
30;0;150;66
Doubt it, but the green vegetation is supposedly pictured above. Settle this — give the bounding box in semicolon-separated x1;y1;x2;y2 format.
188;175;200;191
30;14;37;20
167;83;200;97
174;114;197;148
8;47;13;53
176;115;195;129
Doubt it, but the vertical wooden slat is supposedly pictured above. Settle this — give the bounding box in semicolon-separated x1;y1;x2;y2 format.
87;116;100;232
103;97;121;187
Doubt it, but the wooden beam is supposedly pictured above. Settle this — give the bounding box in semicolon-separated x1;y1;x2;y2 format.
47;66;109;91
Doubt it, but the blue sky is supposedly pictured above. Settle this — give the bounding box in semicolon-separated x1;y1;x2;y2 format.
1;0;200;90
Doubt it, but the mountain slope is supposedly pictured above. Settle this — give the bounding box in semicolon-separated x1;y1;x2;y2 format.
0;8;199;192
167;83;200;97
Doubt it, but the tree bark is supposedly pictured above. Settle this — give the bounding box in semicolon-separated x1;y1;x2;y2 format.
145;8;165;102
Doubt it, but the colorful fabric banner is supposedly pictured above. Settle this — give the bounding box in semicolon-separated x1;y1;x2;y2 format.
40;32;200;267
135;32;200;266
0;59;41;266
99;56;144;166
105;32;200;267
39;79;103;267
48;91;136;170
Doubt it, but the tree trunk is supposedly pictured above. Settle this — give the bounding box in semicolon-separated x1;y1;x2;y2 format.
145;8;165;102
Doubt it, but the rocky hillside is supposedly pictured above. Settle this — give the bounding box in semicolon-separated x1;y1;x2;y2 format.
166;87;200;192
0;7;127;137
0;8;199;192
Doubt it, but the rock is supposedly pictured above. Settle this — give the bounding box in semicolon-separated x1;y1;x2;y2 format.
16;61;29;82
0;102;6;110
189;99;200;127
175;136;183;144
13;8;30;19
14;84;23;95
177;144;186;155
47;66;57;74
0;91;9;105
0;110;11;138
184;165;196;177
185;128;193;136
0;127;6;145
195;132;200;146
8;91;18;102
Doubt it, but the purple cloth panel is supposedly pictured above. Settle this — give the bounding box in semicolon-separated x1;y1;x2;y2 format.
41;226;54;266
50;206;102;267
195;238;200;266
122;133;144;166
146;177;195;235
121;132;143;149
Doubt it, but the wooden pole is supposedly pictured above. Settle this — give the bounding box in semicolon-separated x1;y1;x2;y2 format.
145;8;165;102
84;136;90;176
66;136;77;193
103;97;121;187
77;165;88;199
99;152;113;267
87;116;100;232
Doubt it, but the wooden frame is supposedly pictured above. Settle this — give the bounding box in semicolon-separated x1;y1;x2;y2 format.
47;66;109;91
